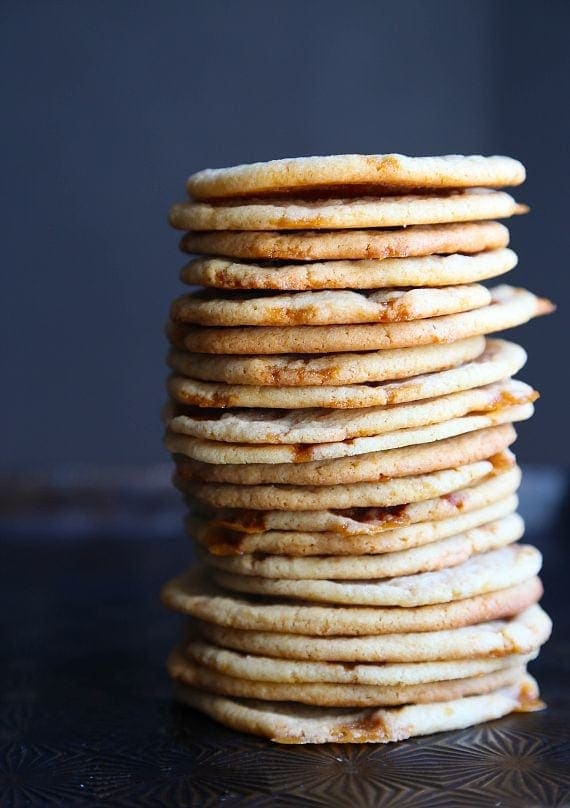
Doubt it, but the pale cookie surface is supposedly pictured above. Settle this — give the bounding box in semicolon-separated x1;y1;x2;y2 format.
182;633;535;685
190;494;518;556
189;460;495;510
179;286;553;355
172;674;542;744
161;566;542;634
169;335;486;387
167;649;525;707
170;285;491;327
180;220;510;261
181;248;517;291
175;424;516;486
167;380;533;443
170;189;526;231
186;154;526;200
206;464;521;535
166;340;528;410
198;604;551;663
213;544;542;606
203;514;523;581
167;363;532;412
171;410;529;464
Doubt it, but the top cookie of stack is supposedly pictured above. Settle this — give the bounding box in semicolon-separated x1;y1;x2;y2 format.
162;154;554;744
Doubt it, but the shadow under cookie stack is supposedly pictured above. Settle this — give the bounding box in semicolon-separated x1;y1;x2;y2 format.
161;154;554;744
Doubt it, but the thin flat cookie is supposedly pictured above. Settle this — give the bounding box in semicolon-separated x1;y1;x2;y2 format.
169;335;486;387
174;424;517;486
182;633;535;685
167;649;525;707
170;285;491;327
180;221;510;261
197;604;551;664
212;544;542;606
169;409;530;464
202;514;523;580
180;248;517;291
175;286;554;355
191;494;518;557
161;566;543;635
186;154;526;200
206;463;521;535
166;340;528;410
170;190;526;232
166;381;534;443
172;674;543;743
188;460;496;510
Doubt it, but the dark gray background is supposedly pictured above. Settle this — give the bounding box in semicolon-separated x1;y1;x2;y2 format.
1;0;568;469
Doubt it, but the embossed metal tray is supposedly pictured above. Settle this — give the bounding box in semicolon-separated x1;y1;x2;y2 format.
1;469;568;806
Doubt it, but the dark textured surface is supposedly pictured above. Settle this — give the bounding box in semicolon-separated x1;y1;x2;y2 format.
1;470;569;806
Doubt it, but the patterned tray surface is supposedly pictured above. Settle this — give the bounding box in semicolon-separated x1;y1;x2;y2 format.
1;469;569;807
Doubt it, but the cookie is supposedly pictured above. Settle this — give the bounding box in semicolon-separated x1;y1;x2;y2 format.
176;286;553;355
182;633;535;685
172;674;542;743
212;543;541;606
162;566;542;635
175;674;545;744
168;648;525;707
169;335;486;387
206;462;520;535
169;408;530;465
180;221;510;261
190;494;518;557
166;381;534;443
170;189;526;231
188;460;495;511
202;514;523;580
181;248;517;291
174;424;516;486
186;154;526;200
170;284;491;327
196;604;550;664
166;340;528;410
180;222;509;261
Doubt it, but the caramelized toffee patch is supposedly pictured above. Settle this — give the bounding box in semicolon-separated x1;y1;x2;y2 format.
330;504;410;527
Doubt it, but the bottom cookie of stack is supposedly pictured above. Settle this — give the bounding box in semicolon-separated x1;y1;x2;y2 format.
171;675;543;745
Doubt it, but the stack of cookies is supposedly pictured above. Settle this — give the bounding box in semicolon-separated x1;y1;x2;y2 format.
161;154;554;744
